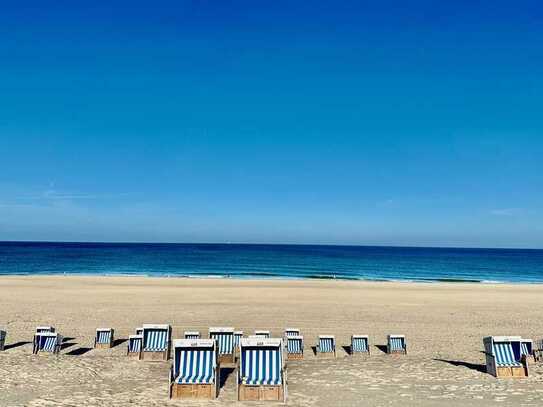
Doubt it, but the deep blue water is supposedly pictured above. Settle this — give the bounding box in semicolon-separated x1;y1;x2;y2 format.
0;242;542;283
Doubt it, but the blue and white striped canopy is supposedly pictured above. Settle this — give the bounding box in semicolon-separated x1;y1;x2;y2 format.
210;332;234;355
254;331;270;338
96;330;111;344
184;332;201;340
494;342;521;366
352;337;368;353
241;347;282;385
175;348;216;384
285;329;300;337
521;341;532;357
128;336;142;353
287;337;303;354
144;329;168;351
389;337;405;351
319;337;335;353
39;335;57;352
234;332;243;348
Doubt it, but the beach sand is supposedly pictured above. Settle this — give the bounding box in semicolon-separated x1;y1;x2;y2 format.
1;276;543;406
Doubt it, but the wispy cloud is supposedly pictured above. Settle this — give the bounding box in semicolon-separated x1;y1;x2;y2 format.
490;208;523;217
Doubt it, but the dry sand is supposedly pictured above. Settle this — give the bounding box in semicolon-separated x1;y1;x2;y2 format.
1;276;543;406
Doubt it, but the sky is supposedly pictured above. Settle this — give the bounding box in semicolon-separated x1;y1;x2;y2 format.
0;1;542;248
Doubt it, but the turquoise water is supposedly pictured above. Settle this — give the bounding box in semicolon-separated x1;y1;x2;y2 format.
0;242;542;283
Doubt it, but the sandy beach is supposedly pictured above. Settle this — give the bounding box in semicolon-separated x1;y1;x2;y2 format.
1;276;543;406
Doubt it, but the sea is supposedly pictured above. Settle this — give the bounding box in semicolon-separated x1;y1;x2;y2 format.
0;241;542;284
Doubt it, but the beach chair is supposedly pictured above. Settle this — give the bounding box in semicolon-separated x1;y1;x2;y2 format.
483;336;529;377
141;324;171;360
254;330;270;338
234;331;243;350
127;334;143;359
284;328;300;337
135;327;143;335
33;332;63;355
184;331;201;340
286;335;304;360
169;339;220;399
351;335;370;355
238;337;287;402
317;335;336;358
535;339;543;362
94;328;114;349
209;327;235;364
387;335;407;355
0;330;6;351
36;326;55;334
521;339;534;362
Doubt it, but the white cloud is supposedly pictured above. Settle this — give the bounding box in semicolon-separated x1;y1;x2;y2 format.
490;208;522;216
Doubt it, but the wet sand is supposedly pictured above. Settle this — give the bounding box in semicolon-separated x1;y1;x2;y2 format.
1;276;543;406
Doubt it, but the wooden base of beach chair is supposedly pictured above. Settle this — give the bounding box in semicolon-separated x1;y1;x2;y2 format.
171;383;217;399
95;342;112;349
287;352;303;361
218;353;235;365
127;351;141;359
142;350;169;361
317;351;335;359
495;366;528;378
238;384;284;401
388;350;406;355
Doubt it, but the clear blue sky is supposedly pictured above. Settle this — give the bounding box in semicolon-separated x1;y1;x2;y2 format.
0;1;542;248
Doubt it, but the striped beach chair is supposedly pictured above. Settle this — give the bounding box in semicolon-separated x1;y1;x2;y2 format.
254;330;270;338
521;339;534;362
317;335;336;358
184;331;201;340
286;335;304;360
238;337;287;402
36;326;55;334
169;339;219;399
209;327;235;364
284;328;300;337
127;334;143;359
142;324;171;360
33;332;63;355
387;335;407;355
483;336;528;377
0;329;6;351
351;335;370;355
94;328;114;349
234;331;243;350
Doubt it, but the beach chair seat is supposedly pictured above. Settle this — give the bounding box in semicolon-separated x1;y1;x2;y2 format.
387;335;407;355
286;335;304;360
184;331;201;340
285;328;300;337
209;327;235;365
170;339;219;399
317;335;336;358
95;328;114;349
127;334;143;359
351;335;370;355
0;329;6;351
33;332;63;355
141;324;171;360
483;336;528;377
238;337;287;402
254;330;270;338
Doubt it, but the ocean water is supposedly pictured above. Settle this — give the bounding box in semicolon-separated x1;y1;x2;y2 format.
0;242;542;283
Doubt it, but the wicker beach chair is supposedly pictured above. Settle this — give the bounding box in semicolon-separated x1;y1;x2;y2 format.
127;334;143;359
238;337;287;402
317;335;336;358
284;328;300;337
535;339;543;362
209;327;235;364
351;335;370;355
254;330;271;338
0;329;6;351
33;332;63;355
387;334;407;354
184;331;201;340
141;324;171;360
286;335;304;360
483;336;529;377
169;339;220;399
94;328;114;349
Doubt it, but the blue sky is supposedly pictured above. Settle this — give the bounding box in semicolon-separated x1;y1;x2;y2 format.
0;1;542;248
